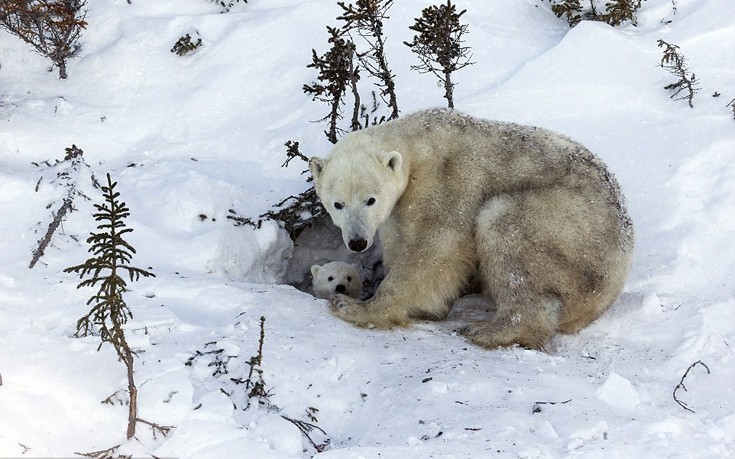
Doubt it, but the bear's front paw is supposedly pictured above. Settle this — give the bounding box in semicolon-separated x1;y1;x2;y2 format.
329;294;358;312
329;294;367;322
329;295;379;327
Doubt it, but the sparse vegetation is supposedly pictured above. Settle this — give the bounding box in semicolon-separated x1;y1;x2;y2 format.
242;0;408;239
64;174;160;441
0;0;88;79
657;39;699;108
543;0;646;27
186;316;330;454
673;360;710;413
209;0;247;13
337;0;399;120
303;26;361;143
30;144;99;269
170;33;202;56
226;140;327;240
404;0;473;108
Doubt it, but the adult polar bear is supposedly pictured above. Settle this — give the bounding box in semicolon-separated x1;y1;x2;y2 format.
309;109;634;350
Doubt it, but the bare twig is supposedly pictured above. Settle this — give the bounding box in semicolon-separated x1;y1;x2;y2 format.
282;140;309;167
136;417;174;439
75;444;126;459
532;398;572;414
30;144;97;269
673;360;710;413
244;316;269;406
281;414;330;453
101;389;126;406
29;198;72;268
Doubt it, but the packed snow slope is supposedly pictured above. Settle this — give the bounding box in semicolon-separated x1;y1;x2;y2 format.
1;0;734;457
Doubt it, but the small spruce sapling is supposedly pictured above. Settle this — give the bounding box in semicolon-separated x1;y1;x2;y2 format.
64;173;157;440
304;26;361;143
337;0;400;120
657;39;699;108
0;0;88;79
404;1;474;109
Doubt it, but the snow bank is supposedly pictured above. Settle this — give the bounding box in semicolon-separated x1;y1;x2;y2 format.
1;0;734;457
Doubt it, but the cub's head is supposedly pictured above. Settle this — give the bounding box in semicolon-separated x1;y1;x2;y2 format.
310;261;362;299
309;142;407;253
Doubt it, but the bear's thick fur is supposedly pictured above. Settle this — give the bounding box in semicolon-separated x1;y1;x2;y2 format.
309;109;634;349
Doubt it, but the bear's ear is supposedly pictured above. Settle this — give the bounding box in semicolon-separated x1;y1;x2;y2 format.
309;157;326;182
380;151;402;172
310;265;320;277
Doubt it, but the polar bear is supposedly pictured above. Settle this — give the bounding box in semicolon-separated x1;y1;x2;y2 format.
311;261;362;299
309;109;634;350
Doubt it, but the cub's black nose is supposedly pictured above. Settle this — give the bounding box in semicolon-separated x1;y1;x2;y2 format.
348;238;368;252
336;284;346;294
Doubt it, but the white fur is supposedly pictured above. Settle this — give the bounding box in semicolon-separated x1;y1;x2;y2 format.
310;261;362;299
309;109;634;350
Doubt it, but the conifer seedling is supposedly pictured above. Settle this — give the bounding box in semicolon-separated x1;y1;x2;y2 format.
337;0;400;120
304;26;361;143
404;0;473;109
65;173;156;440
657;39;699;108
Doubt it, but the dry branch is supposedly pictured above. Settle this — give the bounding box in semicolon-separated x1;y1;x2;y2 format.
29;198;71;268
30;144;96;269
672;360;710;413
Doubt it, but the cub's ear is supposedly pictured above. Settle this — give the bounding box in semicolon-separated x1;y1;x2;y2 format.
309;157;326;181
379;151;402;172
310;265;320;277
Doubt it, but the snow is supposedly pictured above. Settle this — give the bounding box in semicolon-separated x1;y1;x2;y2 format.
1;0;734;457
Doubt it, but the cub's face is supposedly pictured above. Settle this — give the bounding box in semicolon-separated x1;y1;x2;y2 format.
310;262;362;299
310;149;405;253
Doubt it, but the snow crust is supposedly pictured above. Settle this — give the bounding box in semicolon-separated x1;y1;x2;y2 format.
1;0;734;457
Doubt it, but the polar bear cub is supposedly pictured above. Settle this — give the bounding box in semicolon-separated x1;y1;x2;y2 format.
311;261;362;299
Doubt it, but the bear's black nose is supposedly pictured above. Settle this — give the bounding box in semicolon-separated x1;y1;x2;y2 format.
348;238;368;252
336;284;346;294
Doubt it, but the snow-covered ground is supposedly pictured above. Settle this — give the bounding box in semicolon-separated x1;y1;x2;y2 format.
1;0;734;457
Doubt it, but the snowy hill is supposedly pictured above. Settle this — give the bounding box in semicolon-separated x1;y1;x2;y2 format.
1;0;734;457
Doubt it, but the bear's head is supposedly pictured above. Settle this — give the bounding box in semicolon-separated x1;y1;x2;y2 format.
309;136;407;253
310;261;362;299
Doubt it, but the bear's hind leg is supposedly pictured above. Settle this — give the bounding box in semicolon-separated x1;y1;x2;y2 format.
459;296;561;350
464;193;568;350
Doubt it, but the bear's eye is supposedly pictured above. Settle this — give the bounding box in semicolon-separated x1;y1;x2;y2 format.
334;202;344;210
327;276;334;282
366;197;376;206
347;276;352;282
